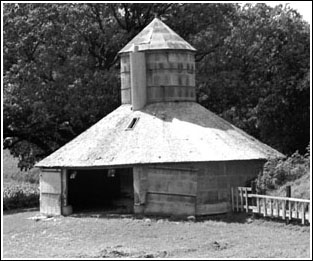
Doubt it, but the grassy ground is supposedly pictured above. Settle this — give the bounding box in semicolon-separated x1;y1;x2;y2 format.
267;171;310;199
3;181;39;210
2;150;311;258
2;210;311;258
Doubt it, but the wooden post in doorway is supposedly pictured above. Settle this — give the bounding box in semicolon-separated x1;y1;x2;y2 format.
133;166;147;215
61;169;72;216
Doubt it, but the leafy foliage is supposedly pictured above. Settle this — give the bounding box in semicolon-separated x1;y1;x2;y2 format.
3;182;39;210
197;4;310;154
3;3;310;169
255;144;310;194
3;149;40;183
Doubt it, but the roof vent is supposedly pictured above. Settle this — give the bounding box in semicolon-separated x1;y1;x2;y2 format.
126;117;139;130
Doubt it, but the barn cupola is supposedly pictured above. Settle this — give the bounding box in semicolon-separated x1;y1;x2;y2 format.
118;18;197;110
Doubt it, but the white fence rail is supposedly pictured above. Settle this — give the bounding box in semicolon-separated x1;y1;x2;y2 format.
231;187;310;225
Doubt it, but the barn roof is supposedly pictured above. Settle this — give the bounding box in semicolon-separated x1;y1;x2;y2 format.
118;18;196;53
36;102;284;168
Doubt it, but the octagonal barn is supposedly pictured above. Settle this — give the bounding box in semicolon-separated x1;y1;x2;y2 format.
36;18;283;217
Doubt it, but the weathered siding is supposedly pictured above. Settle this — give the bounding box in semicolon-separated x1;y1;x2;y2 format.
134;160;264;216
120;54;131;104
196;160;265;215
130;49;147;110
40;160;265;217
120;50;196;105
145;51;196;103
134;165;197;216
40;168;62;216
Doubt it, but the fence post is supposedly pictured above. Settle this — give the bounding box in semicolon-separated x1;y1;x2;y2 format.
263;198;267;217
295;202;298;219
289;201;292;220
257;197;260;215
236;188;239;212
282;200;286;220
269;199;273;217
231;187;234;212
286;185;291;224
301;202;305;225
245;187;248;213
240;188;244;212
275;200;279;217
251;181;256;216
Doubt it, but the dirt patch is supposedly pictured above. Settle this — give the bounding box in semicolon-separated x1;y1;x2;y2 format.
2;210;310;258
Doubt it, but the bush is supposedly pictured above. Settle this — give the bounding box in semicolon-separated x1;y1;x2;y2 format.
256;144;310;194
3;182;39;210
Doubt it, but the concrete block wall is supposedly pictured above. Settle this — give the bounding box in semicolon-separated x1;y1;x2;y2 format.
120;50;196;105
133;160;264;216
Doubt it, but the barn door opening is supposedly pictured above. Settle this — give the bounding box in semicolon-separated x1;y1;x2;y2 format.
67;168;134;213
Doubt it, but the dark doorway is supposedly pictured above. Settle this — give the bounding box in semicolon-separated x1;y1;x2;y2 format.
68;168;134;213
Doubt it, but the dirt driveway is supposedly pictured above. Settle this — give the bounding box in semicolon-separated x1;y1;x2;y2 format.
2;209;311;258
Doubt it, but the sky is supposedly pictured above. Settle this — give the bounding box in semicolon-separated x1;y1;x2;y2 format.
262;1;312;23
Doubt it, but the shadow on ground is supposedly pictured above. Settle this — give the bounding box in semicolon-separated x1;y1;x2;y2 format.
69;209;251;224
3;207;39;216
68;210;310;227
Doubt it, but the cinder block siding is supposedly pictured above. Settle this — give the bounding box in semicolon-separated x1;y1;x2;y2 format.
134;160;264;216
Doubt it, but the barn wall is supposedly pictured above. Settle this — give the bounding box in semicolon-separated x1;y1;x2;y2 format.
40;160;264;217
134;160;265;217
196;160;265;215
134;165;198;216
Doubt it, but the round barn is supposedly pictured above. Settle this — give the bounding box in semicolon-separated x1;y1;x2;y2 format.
36;18;284;217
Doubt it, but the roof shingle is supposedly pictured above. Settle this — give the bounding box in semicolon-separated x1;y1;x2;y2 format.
36;102;284;168
119;18;196;53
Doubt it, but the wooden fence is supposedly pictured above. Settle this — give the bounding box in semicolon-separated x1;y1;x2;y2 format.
231;187;311;225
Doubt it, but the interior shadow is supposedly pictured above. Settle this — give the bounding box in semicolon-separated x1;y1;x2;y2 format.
68;168;134;214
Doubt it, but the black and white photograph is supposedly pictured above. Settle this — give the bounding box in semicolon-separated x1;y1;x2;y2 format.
2;1;311;259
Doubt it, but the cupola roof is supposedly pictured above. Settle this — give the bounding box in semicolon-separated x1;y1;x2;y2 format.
119;18;196;53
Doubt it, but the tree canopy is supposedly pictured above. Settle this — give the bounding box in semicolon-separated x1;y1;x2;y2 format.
3;3;310;169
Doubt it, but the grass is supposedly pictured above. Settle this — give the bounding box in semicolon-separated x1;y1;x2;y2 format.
267;171;310;199
2;149;40;184
2;211;310;258
256;148;310;199
2;149;311;258
3;181;39;210
3;149;40;210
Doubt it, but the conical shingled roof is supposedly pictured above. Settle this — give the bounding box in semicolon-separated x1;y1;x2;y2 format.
36;18;284;169
36;102;284;168
119;18;196;53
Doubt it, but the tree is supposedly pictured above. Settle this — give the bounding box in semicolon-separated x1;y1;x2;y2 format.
3;3;122;169
3;3;310;169
3;3;238;169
